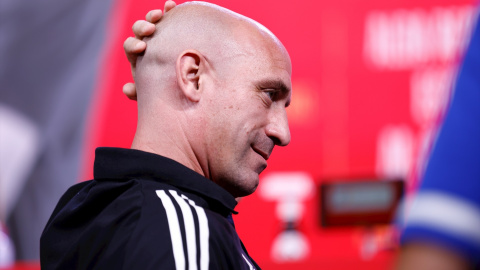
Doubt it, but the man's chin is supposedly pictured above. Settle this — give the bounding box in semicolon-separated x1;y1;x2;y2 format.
213;168;260;197
226;177;259;198
231;186;257;198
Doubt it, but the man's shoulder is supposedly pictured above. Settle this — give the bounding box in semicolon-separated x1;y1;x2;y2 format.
41;177;256;269
40;177;178;269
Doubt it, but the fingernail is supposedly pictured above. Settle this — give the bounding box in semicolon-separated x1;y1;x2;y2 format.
135;42;145;50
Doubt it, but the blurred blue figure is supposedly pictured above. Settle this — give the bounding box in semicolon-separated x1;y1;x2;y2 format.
399;9;480;270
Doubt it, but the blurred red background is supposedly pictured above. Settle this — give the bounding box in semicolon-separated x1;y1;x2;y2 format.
79;0;477;269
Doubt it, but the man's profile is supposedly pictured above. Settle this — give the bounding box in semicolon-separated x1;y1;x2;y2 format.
40;2;291;269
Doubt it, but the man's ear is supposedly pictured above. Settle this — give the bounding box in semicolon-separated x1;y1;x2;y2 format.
176;50;208;102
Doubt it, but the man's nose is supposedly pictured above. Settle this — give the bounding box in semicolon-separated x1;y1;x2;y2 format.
266;108;291;146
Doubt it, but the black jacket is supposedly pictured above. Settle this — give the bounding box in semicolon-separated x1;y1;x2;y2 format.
41;147;260;270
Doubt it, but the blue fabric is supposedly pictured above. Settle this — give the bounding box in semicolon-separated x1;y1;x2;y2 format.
420;13;480;210
401;11;480;266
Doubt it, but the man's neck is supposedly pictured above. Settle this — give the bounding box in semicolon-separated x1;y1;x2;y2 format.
131;131;206;178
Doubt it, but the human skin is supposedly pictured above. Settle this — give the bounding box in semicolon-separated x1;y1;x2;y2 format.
396;243;470;270
123;0;177;100
131;2;292;197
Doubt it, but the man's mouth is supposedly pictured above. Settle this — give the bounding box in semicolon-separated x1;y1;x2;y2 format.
252;145;270;161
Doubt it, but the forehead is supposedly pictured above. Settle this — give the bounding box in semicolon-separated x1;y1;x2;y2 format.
234;28;292;83
212;18;292;100
243;42;292;97
238;23;291;70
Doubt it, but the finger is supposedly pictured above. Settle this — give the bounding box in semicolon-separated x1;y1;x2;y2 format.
123;37;146;66
124;37;146;53
164;1;177;13
123;83;138;100
146;9;163;23
132;20;156;39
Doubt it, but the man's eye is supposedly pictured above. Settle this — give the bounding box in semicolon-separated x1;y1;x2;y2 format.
265;90;277;100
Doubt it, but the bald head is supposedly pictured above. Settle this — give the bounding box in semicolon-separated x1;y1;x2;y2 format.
135;1;289;99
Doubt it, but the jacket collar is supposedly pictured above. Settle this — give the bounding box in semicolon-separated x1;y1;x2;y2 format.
94;147;238;214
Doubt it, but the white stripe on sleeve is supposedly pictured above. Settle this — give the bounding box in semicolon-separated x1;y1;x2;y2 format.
405;191;480;244
242;254;255;270
170;190;198;270
182;194;210;270
156;190;185;270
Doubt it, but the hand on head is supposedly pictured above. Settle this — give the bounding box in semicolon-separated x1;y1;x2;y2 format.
123;0;177;100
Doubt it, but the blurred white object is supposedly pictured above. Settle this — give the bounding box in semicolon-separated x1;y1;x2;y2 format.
260;172;315;224
276;200;303;223
260;172;315;204
0;105;40;221
376;125;414;180
271;230;310;263
259;172;314;262
0;225;14;267
410;67;454;127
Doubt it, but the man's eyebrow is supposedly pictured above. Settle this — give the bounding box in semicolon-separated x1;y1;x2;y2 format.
256;79;291;95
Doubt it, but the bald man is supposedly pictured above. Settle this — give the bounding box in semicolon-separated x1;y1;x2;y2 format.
40;2;292;269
